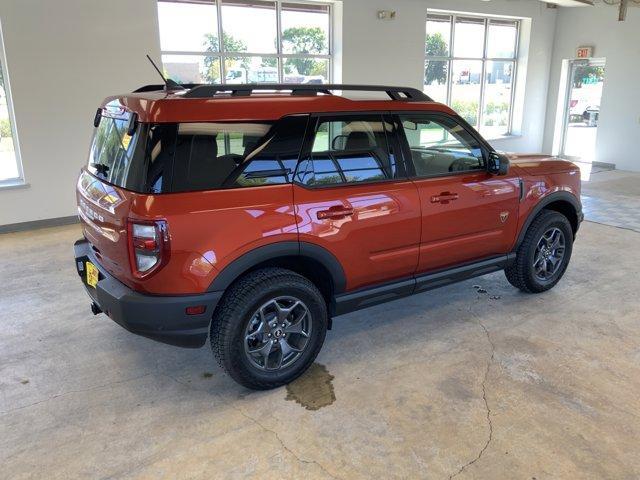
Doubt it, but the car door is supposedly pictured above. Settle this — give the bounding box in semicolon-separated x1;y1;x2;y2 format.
396;112;520;273
293;113;421;292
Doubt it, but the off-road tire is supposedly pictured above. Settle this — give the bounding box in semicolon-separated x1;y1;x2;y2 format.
505;209;574;293
210;267;328;390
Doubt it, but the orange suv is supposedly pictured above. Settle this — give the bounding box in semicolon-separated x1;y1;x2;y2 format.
74;83;583;389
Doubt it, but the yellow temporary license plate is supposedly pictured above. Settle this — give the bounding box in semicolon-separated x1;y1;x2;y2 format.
86;261;99;288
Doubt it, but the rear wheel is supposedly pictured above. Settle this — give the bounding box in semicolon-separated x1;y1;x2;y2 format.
210;268;327;390
505;210;573;293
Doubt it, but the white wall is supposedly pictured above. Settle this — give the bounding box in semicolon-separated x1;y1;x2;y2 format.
0;0;557;226
340;0;558;153
543;4;640;171
0;0;160;226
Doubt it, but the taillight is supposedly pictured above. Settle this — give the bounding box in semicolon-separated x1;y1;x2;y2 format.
127;219;170;278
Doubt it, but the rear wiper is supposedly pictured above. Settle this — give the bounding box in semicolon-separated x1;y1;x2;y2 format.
90;163;110;176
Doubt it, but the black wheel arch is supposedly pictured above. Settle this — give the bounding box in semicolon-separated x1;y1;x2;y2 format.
207;241;346;301
516;191;582;249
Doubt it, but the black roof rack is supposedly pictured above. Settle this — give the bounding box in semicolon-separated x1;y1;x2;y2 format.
133;83;200;93
132;83;432;101
156;83;430;101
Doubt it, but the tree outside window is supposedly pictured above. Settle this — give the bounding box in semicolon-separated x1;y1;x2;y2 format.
424;13;519;138
158;0;332;85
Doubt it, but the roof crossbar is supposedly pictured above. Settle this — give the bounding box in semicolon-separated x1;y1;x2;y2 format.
178;83;433;101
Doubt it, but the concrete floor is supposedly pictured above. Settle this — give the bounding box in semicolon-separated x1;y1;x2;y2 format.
2;174;640;479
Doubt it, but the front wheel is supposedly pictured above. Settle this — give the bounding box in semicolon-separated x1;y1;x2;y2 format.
210;268;328;390
505;210;574;293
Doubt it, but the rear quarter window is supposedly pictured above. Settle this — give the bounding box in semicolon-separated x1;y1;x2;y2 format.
170;116;308;192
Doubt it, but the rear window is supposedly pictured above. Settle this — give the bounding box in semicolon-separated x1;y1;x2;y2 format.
86;112;308;193
88;109;143;189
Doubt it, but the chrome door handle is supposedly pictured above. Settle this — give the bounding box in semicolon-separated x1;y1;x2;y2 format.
430;192;459;204
317;206;354;220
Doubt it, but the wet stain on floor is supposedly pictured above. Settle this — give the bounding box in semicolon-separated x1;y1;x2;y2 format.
285;363;335;411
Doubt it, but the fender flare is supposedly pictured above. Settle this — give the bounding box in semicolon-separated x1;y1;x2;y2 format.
207;241;347;294
515;191;582;248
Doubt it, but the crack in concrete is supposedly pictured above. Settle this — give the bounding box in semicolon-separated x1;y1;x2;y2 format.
0;372;154;416
584;219;640;234
235;407;341;480
448;311;495;480
158;371;341;480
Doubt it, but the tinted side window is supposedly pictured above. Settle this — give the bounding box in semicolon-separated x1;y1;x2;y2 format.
399;114;485;177
297;116;398;186
232;116;307;188
142;124;177;193
170;116;306;192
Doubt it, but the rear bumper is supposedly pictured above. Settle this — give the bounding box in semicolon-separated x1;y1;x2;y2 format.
74;239;222;348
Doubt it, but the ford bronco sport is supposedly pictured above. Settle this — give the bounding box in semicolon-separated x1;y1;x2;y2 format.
74;83;582;389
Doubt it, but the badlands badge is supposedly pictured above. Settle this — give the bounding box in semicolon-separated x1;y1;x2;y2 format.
500;211;509;223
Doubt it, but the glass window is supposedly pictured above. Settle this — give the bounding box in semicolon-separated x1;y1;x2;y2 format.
161;54;221;84
221;1;277;54
453;17;485;58
157;0;332;85
400;114;485;177
232;116;307;187
171;116;306;191
284;57;328;84
425;14;451;57
487;20;518;59
424;12;519;137
87;116;306;193
281;3;330;55
299;117;397;186
87;108;175;193
224;56;279;84
158;1;219;52
482;61;514;138
0;24;22;184
451;60;482;127
88;109;140;188
424;60;448;103
142;124;176;193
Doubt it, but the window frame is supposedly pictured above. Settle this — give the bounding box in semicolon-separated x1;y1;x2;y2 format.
424;12;520;136
0;19;24;187
158;0;333;84
394;112;493;180
294;113;408;189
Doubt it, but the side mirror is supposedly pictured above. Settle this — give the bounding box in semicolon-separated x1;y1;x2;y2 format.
488;151;509;176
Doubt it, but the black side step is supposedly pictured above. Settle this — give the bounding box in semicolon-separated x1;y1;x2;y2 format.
332;254;515;316
414;254;515;294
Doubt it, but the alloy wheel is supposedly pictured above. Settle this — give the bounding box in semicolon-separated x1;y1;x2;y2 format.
243;296;312;371
533;227;566;281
